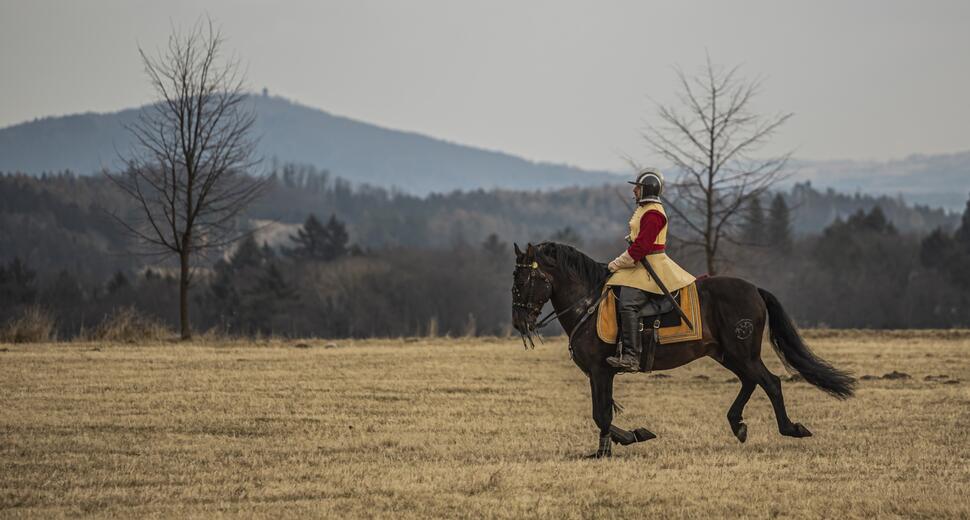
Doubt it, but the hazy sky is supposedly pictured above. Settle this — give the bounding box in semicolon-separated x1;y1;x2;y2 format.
2;0;968;171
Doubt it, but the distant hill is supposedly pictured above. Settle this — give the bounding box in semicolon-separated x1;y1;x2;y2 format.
2;94;968;208
0;94;621;194
788;153;970;212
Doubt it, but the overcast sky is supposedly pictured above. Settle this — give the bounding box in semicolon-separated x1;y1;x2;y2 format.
2;0;968;171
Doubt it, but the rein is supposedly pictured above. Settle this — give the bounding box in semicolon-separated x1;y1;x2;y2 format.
535;289;603;331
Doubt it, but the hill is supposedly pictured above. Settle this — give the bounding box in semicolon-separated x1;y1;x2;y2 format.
0;94;620;194
790;153;970;212
3;95;968;208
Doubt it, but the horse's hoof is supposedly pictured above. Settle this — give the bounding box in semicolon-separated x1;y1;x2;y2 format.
632;428;657;442
783;422;813;438
609;425;635;445
585;450;612;459
733;422;748;443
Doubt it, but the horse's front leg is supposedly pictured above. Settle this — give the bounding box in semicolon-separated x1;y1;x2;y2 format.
589;368;615;458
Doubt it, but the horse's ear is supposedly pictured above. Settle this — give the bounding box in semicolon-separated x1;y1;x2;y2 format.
514;242;523;257
525;243;537;258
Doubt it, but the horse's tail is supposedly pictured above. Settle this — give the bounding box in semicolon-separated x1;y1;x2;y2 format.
758;288;856;399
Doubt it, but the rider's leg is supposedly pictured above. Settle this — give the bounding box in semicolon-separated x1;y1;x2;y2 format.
607;287;648;372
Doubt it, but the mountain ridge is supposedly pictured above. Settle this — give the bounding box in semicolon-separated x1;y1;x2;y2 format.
0;94;622;194
2;94;968;208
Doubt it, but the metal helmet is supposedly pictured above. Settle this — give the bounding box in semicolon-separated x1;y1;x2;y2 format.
628;167;664;204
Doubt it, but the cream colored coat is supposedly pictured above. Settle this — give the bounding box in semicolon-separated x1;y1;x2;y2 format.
606;202;696;294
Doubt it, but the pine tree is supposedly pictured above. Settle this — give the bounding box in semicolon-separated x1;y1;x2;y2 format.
954;193;970;252
857;205;896;234
742;196;766;246
287;214;326;260
244;262;299;334
322;214;350;261
481;233;508;267
288;213;349;261
920;228;955;269
106;271;129;294
0;257;37;306
767;194;792;253
230;235;266;270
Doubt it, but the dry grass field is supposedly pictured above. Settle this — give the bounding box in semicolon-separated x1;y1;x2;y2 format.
1;331;969;518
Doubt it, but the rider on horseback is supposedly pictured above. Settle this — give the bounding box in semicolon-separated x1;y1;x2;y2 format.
605;168;696;372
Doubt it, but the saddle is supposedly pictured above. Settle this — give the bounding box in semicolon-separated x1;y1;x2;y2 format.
636;290;680;324
596;282;703;346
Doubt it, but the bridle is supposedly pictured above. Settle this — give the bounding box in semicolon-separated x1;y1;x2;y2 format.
512;259;608;352
512;261;556;350
512;260;552;316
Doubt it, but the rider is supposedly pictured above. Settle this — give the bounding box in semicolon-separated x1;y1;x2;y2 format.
605;168;696;372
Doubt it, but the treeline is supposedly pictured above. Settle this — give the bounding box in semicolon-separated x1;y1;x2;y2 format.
2;165;956;272
1;166;968;339
0;214;510;338
731;201;970;328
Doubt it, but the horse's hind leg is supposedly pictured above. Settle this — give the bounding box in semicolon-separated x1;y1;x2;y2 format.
728;379;756;442
750;360;812;438
716;359;756;442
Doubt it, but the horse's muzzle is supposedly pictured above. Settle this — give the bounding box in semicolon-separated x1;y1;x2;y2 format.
512;307;539;334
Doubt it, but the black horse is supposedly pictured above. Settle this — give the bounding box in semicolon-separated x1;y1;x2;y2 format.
511;242;855;457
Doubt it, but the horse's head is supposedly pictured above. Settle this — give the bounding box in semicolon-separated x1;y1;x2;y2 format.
511;242;554;345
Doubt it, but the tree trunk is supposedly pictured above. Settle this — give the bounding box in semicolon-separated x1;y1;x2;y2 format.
179;249;191;340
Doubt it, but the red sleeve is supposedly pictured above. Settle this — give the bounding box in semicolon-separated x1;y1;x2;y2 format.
627;210;666;261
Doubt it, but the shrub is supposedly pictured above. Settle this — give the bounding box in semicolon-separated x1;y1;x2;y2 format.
0;306;56;343
88;307;171;343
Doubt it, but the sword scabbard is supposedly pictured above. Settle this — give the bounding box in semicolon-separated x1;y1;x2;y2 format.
639;257;694;331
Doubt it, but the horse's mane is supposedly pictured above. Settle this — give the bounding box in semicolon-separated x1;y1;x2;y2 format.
536;242;610;288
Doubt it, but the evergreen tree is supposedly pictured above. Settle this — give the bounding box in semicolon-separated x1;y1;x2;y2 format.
0;257;37;306
920;228;954;269
857;205;896;234
288;214;327;260
481;233;508;267
921;195;970;290
244;262;299;334
39;270;84;310
230;235;269;270
106;271;129;294
322;214;350;261
288;213;350;261
954;193;970;252
742;196;766;245
767;194;793;253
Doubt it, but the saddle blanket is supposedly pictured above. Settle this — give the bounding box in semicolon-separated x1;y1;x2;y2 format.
596;281;703;345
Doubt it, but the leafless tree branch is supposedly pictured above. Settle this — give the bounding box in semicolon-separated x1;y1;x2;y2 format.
104;16;264;339
643;57;792;274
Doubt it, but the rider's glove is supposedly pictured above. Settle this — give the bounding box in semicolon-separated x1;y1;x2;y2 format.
608;251;635;272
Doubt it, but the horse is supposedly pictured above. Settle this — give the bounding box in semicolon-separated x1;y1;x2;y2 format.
511;241;855;458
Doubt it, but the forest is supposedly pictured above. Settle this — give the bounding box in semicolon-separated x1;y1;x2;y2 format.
1;165;968;340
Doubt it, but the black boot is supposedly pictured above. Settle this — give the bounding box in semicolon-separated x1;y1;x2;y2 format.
641;320;658;372
607;312;641;372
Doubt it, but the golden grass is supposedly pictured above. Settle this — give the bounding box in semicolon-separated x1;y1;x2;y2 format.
1;332;969;518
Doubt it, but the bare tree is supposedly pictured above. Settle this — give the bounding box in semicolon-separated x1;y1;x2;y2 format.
107;19;263;339
644;55;792;275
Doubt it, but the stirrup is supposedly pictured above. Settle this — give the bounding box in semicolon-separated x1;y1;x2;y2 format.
606;355;639;371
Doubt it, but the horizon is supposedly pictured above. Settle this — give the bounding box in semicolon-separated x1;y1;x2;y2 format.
3;1;969;171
